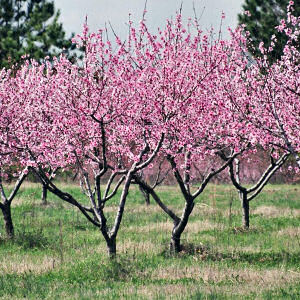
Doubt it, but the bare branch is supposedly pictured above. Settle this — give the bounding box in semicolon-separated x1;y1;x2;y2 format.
151;161;172;189
133;174;180;224
167;154;190;201
103;175;126;203
8;167;28;203
248;154;289;201
228;159;247;192
184;151;191;194
79;177;90;197
192;152;241;199
135;133;164;172
110;169;134;238
31;167;99;227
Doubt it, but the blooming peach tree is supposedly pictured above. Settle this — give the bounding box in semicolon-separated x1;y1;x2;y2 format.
1;5;298;255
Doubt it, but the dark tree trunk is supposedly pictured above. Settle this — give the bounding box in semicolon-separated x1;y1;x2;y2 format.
41;184;48;205
106;238;116;258
139;185;150;205
241;193;250;229
1;203;14;239
169;201;194;253
170;234;181;253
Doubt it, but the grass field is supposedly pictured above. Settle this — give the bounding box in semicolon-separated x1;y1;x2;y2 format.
0;183;299;299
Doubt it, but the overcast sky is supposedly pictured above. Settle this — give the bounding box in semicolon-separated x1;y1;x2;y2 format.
54;0;245;39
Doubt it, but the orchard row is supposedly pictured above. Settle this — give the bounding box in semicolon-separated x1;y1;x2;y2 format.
0;3;299;256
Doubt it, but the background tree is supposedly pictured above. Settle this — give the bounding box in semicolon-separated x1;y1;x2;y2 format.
238;0;300;62
0;0;74;68
234;2;300;170
224;152;289;229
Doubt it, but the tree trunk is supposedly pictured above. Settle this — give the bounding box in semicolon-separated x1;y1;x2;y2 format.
41;184;48;205
106;238;116;258
2;203;14;239
170;234;181;253
169;201;194;253
241;192;250;229
139;185;150;205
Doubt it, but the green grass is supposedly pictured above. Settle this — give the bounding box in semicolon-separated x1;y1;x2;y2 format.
0;182;299;299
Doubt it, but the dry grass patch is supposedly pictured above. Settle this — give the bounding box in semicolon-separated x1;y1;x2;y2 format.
151;265;201;280
118;239;161;255
155;185;182;193
193;204;240;218
277;226;300;237
134;266;300;298
126;219;219;235
10;196;26;207
212;244;261;254
199;267;300;286
126;221;173;234
193;203;218;215
0;255;56;274
151;265;300;290
126;204;169;214
253;206;300;218
101;205;120;213
134;283;198;299
186;220;221;234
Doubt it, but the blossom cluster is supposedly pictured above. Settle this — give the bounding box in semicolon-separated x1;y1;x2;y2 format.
0;6;299;178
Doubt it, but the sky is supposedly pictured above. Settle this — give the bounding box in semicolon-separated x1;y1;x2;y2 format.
54;0;245;39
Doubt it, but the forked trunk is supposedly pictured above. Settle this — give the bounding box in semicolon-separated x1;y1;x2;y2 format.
2;203;14;239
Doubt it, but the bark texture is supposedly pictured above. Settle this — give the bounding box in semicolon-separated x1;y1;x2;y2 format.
170;201;194;253
41;184;48;205
241;193;250;228
139;185;150;205
2;203;14;238
170;235;181;253
107;238;117;258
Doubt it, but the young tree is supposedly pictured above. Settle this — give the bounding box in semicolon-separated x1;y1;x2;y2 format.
3;22;167;257
214;4;299;231
0;0;74;68
220;151;289;228
130;14;257;252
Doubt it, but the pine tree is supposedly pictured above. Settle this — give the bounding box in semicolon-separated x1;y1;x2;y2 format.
238;0;300;63
0;0;74;68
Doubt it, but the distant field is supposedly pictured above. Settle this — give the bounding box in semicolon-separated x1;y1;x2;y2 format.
0;183;299;299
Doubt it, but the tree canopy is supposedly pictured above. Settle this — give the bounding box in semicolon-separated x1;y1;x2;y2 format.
0;4;299;255
0;0;74;68
238;0;300;62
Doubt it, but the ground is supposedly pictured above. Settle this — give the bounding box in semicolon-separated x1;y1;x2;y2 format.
0;183;299;299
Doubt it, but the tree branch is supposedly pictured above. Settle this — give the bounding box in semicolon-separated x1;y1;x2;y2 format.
8;167;28;203
192;153;240;199
110;168;134;238
103;175;125;203
167;154;191;201
133;174;180;224
135;133;164;172
31;167;100;227
248;153;289;201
